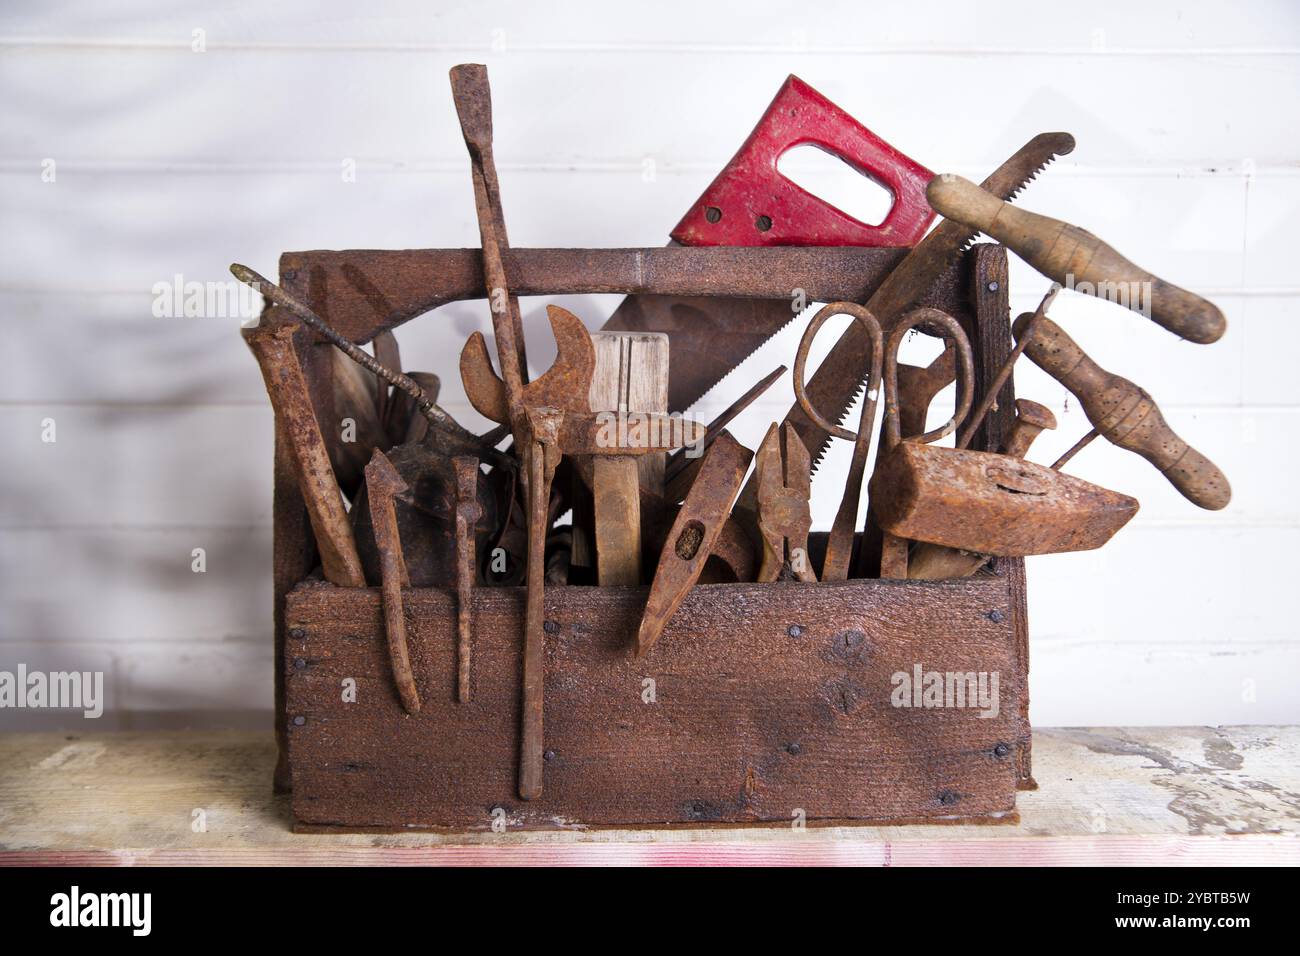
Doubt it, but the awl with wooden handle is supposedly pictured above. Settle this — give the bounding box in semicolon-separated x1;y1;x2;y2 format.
1014;312;1231;510
927;174;1226;345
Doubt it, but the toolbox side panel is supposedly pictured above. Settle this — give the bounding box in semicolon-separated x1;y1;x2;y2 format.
285;577;1024;830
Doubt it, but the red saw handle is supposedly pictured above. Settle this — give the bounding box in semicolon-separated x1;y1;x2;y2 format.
670;75;934;247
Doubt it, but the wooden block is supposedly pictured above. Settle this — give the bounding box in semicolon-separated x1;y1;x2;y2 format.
584;331;669;585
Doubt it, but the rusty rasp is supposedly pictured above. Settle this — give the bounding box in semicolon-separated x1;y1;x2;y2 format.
453;456;482;704
364;450;421;714
735;132;1076;516
636;432;754;659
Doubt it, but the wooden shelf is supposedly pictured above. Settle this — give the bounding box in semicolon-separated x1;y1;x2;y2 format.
1;726;1296;866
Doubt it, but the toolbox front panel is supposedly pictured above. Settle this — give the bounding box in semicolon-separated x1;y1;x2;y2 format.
285;576;1024;830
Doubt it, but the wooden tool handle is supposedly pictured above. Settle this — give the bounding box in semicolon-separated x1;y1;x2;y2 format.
1013;313;1231;510
928;175;1226;345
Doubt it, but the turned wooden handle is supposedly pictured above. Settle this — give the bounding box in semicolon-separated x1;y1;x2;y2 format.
929;175;1226;344
1013;313;1231;510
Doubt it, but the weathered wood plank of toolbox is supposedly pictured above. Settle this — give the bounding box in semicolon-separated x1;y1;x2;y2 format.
285;577;1025;830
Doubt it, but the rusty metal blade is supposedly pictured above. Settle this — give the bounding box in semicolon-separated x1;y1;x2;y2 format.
603;294;796;412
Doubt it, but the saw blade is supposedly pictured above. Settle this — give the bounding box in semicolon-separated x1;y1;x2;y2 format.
602;293;795;413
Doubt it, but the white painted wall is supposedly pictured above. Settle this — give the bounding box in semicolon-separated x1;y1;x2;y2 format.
1;1;1297;730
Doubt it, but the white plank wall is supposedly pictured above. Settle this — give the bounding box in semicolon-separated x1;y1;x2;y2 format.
1;1;1297;729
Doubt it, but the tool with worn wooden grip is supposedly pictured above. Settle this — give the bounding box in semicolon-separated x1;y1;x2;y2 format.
927;174;1226;345
1013;312;1231;510
461;304;703;798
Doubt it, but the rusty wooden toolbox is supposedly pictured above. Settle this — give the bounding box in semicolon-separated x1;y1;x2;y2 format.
269;242;1032;832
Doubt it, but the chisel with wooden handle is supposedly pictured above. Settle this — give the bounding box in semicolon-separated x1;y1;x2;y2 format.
927;174;1226;344
1013;312;1231;510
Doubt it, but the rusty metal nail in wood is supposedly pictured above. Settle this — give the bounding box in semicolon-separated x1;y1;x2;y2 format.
788;624;804;638
290;628;305;639
938;790;959;805
544;750;556;762
987;610;1004;623
993;743;1010;757
786;743;801;755
293;658;307;670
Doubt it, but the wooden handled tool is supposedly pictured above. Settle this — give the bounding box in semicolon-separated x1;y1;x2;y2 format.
460;303;700;799
1013;312;1231;510
586;332;670;586
927;174;1226;345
